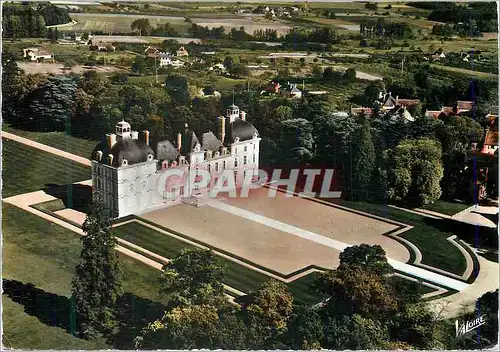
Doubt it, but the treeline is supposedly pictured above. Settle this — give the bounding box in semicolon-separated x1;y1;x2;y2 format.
359;18;414;39
408;2;497;32
2;3;71;38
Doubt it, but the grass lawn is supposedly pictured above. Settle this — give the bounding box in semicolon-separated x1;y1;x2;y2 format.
422;200;471;216
2;139;91;198
2;204;167;349
3;123;98;158
114;221;322;304
334;200;468;276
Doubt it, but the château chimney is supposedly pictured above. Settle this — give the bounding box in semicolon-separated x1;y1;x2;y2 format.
396;96;399;105
217;116;226;143
97;150;103;162
177;132;182;151
143;130;150;145
108;154;114;166
240;111;246;121
106;133;117;149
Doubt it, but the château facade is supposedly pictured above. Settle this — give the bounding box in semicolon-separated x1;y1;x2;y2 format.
91;105;261;218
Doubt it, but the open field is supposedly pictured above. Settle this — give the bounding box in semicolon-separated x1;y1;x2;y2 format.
2;204;166;349
429;63;497;80
64;12;292;35
2;124;98;158
2;139;90;198
18;62;122;75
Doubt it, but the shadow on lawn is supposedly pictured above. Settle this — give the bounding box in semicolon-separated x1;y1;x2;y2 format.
3;279;167;348
110;293;167;349
3;279;73;333
44;183;92;213
424;217;498;250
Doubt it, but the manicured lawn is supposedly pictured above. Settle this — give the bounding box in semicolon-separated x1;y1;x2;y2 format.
334;200;468;276
114;221;324;303
2;139;91;198
422;200;471;216
3;124;99;159
2;205;166;349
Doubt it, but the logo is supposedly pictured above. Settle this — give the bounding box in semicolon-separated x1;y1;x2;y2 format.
455;315;486;337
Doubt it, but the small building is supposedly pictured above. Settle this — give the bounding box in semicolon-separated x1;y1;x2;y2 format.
23;48;52;62
171;59;185;68
261;81;280;95
481;130;499;155
281;83;302;99
209;63;227;73
456;100;474;114
199;87;221;99
351;107;373;117
157;52;173;67
176;46;189;57
381;92;419;110
144;46;160;57
90;42;115;52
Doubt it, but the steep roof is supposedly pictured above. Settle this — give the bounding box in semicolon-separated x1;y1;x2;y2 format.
457;100;474;111
229;119;259;143
201;131;223;151
156;140;180;161
91;138;154;167
425;110;442;119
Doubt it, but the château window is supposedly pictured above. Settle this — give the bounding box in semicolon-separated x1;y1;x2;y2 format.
208;164;211;172
235;158;238;167
253;154;256;163
223;160;226;169
244;146;247;152
215;163;219;172
243;156;247;165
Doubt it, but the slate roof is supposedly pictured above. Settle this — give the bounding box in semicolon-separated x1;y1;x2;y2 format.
91;138;154;167
156;140;180;161
229;119;259;143
201;131;223;151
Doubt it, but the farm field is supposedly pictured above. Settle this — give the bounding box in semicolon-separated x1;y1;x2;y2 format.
429;63;497;79
18;62;122;75
63;12;292;35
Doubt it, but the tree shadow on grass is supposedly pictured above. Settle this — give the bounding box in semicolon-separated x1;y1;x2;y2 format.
424;217;498;250
44;183;92;213
2;279;74;333
111;292;168;349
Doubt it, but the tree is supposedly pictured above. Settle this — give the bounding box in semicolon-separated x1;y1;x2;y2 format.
323;314;391;349
165;73;190;105
223;56;234;70
131;55;149;75
274;105;293;123
316;265;398;320
312;65;323;81
71;200;123;338
344;116;376;200
339;244;393;276
278;118;314;165
27;75;78;131
229;63;250;78
130;18;152;36
343;68;357;83
243;280;294;349
384;138;443;206
286;305;324;349
158;248;226;306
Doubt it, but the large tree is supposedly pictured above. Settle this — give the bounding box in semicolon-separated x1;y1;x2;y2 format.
158;248;226;307
71;201;123;339
339;244;393;276
243;280;294;349
384;138;443;206
344;116;376;200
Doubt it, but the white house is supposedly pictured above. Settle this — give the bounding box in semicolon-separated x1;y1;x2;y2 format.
91;104;261;218
157;52;173;67
23;48;52;61
199;87;222;99
176;46;189;57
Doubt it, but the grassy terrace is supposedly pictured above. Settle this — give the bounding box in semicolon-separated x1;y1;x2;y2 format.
2;139;91;198
3;124;98;159
429;63;497;80
2;204;166;350
422;200;471;217
335;200;468;276
114;221;323;304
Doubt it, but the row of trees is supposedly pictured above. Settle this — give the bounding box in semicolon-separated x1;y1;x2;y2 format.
3;3;71;38
359;18;414;40
71;202;498;349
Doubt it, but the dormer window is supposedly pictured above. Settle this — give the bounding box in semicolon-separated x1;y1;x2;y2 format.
234;136;240;143
215;151;220;158
122;159;128;166
147;154;154;161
